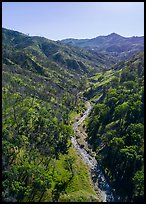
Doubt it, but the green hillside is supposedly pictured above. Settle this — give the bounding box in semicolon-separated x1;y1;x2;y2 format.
2;27;144;202
2;28;104;202
61;33;144;62
85;52;144;202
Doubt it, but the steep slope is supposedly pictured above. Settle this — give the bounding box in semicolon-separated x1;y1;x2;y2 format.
2;28;115;75
2;28;117;124
2;28;108;202
2;27;144;202
85;51;144;202
61;33;144;61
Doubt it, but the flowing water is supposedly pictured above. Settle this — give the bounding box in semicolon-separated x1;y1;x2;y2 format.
71;101;115;202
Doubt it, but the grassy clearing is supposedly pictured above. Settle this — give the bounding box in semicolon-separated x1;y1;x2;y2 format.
90;70;114;86
58;147;100;202
69;111;80;123
42;147;100;202
59;190;99;202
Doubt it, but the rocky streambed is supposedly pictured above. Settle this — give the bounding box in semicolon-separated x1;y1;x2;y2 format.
71;101;115;202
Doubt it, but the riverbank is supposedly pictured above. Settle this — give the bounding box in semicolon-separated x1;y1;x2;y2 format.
71;101;115;202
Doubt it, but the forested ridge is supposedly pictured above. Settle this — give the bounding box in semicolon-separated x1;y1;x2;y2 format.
86;52;144;202
2;28;103;202
2;28;144;202
61;32;144;62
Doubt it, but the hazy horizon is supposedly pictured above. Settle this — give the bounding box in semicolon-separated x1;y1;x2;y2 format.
2;26;144;41
2;2;144;41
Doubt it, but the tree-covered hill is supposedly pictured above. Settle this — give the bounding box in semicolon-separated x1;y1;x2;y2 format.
61;33;144;62
85;51;144;202
2;27;144;202
2;28;114;75
2;28;107;202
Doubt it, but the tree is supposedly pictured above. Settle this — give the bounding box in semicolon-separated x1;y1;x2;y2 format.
132;170;144;198
114;102;129;125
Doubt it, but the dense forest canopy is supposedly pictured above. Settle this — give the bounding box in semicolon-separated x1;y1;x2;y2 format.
2;28;102;202
86;52;144;202
2;28;144;202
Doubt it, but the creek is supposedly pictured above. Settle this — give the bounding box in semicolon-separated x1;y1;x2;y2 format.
71;101;115;202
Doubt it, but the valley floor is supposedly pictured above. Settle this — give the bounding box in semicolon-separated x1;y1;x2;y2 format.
71;101;115;202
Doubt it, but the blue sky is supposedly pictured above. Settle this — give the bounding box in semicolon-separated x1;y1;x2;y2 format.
2;2;144;40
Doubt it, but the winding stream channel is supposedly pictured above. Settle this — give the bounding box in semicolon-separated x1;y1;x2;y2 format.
71;101;115;202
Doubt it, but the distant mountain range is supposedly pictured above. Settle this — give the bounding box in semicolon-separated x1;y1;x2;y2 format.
2;27;144;202
60;33;144;61
2;28;115;76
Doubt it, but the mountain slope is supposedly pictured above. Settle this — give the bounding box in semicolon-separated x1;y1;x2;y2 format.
2;28;105;202
85;51;144;202
61;33;144;61
2;27;144;202
2;28;115;75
